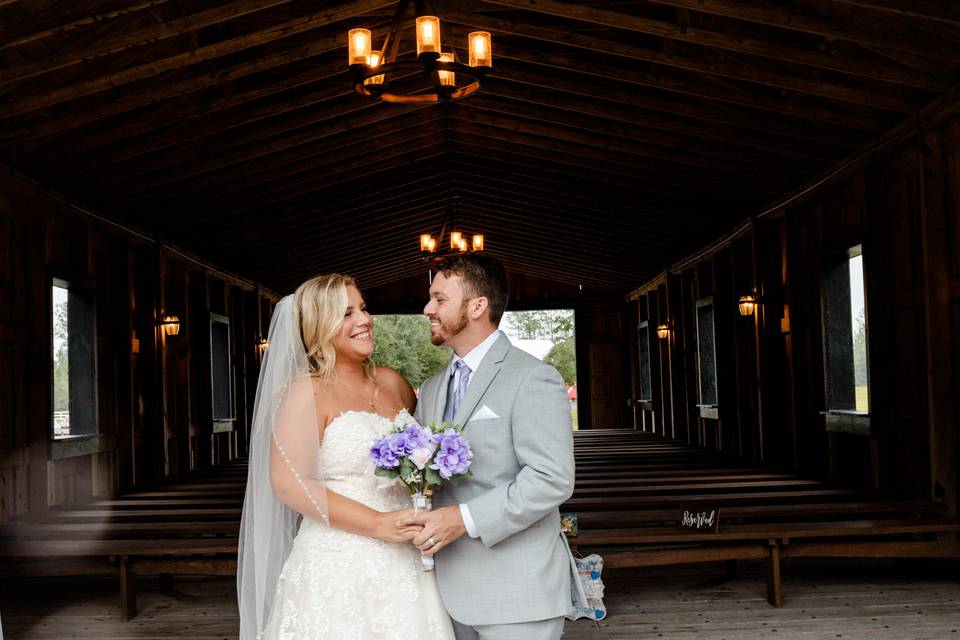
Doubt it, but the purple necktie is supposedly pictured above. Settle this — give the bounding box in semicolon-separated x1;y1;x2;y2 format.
443;359;472;422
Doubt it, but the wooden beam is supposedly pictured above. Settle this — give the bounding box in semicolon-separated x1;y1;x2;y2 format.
154;140;448;216
0;31;350;144
0;0;301;85
0;0;395;116
476;84;847;162
0;0;170;50
447;113;799;185
491;41;897;128
61;79;358;176
487;65;874;147
443;11;922;112
448;131;780;196
479;0;949;89
643;0;960;60
131;111;443;208
452;152;760;203
450;102;804;171
823;0;960;25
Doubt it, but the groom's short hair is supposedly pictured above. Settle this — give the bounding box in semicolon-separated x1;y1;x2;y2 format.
435;254;509;325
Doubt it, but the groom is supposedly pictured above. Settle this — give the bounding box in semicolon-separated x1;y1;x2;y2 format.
400;253;576;640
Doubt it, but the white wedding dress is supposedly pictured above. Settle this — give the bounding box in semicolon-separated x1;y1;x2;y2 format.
258;410;456;640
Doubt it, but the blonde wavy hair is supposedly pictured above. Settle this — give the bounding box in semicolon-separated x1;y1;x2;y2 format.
293;273;376;382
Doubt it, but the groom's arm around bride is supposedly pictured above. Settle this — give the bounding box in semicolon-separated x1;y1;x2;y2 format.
400;253;576;640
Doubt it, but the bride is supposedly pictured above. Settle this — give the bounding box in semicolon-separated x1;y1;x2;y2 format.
238;274;456;640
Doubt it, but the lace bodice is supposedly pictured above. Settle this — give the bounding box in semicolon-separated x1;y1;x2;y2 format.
313;409;413;512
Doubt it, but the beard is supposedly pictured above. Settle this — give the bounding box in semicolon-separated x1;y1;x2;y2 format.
429;302;470;346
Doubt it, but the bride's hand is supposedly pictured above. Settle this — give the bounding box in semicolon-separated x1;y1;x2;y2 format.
375;509;423;542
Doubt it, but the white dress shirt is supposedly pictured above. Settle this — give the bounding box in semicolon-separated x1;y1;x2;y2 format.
452;329;502;538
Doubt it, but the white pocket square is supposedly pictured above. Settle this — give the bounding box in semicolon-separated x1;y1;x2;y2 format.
470;405;500;421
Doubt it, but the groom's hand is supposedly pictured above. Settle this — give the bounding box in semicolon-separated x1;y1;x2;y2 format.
398;506;466;555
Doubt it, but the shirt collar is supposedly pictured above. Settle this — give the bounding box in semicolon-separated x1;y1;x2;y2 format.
450;329;502;375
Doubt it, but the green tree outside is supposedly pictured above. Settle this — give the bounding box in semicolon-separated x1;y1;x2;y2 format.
544;337;576;384
53;300;69;412
372;315;451;389
505;309;574;342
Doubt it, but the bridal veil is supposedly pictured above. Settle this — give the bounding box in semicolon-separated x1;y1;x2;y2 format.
237;296;327;640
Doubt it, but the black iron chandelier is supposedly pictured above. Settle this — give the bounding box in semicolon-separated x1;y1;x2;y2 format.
347;0;493;103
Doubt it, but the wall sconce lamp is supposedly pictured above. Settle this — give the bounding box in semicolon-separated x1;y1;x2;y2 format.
738;294;758;317
656;323;671;340
257;336;269;353
161;314;181;336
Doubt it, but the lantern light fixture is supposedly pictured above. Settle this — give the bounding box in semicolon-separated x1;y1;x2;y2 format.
348;0;493;104
656;323;671;340
738;294;758;317
161;314;180;337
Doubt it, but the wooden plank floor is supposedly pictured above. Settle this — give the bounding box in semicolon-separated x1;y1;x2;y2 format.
2;560;958;639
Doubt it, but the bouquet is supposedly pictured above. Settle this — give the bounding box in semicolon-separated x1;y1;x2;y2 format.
369;418;473;570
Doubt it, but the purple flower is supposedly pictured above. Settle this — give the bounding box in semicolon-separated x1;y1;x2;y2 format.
429;429;473;480
400;424;433;454
370;432;409;469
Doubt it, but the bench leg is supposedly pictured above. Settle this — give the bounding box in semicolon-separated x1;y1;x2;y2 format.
120;556;137;621
766;540;783;608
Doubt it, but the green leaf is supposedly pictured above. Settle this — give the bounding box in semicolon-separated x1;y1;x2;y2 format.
424;467;443;486
448;470;472;484
374;467;399;479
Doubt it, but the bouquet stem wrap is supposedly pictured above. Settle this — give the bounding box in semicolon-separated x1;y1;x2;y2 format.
412;490;435;571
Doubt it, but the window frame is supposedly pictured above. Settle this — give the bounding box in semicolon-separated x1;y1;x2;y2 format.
209;311;235;430
695;296;719;420
49;274;102;458
820;244;871;434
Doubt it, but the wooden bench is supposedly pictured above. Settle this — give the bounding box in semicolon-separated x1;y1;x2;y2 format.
1;537;238;620
566;431;960;607
568;518;960;607
0;468;245;620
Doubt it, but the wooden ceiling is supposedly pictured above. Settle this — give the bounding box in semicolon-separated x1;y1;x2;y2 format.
2;0;959;294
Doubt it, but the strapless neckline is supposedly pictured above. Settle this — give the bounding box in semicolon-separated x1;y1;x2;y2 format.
326;408;413;431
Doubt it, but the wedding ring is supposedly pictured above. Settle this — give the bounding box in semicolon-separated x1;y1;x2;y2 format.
428;537;436;547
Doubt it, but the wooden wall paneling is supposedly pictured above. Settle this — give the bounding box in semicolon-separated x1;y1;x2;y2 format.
778;215;799;470
585;300;625;429
0;199;40;522
755;216;791;466
919;128;957;511
681;269;700;447
22;203;49;517
883;151;931;499
188;269;211;469
713;248;736;453
785;201;829;481
945;122;960;513
162;257;189;476
731;235;759;460
132;243;164;485
113;237;134;494
666;273;690;443
863;158;896;495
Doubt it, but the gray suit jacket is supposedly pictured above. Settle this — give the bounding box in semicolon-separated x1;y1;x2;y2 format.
415;333;576;626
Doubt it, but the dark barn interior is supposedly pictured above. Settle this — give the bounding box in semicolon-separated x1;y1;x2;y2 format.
2;0;960;637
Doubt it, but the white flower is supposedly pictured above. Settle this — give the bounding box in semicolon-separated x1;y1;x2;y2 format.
410;445;437;470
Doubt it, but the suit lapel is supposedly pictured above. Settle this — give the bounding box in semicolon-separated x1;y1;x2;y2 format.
454;333;510;425
431;369;447;425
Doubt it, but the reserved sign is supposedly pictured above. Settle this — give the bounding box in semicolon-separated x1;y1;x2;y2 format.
679;508;720;533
